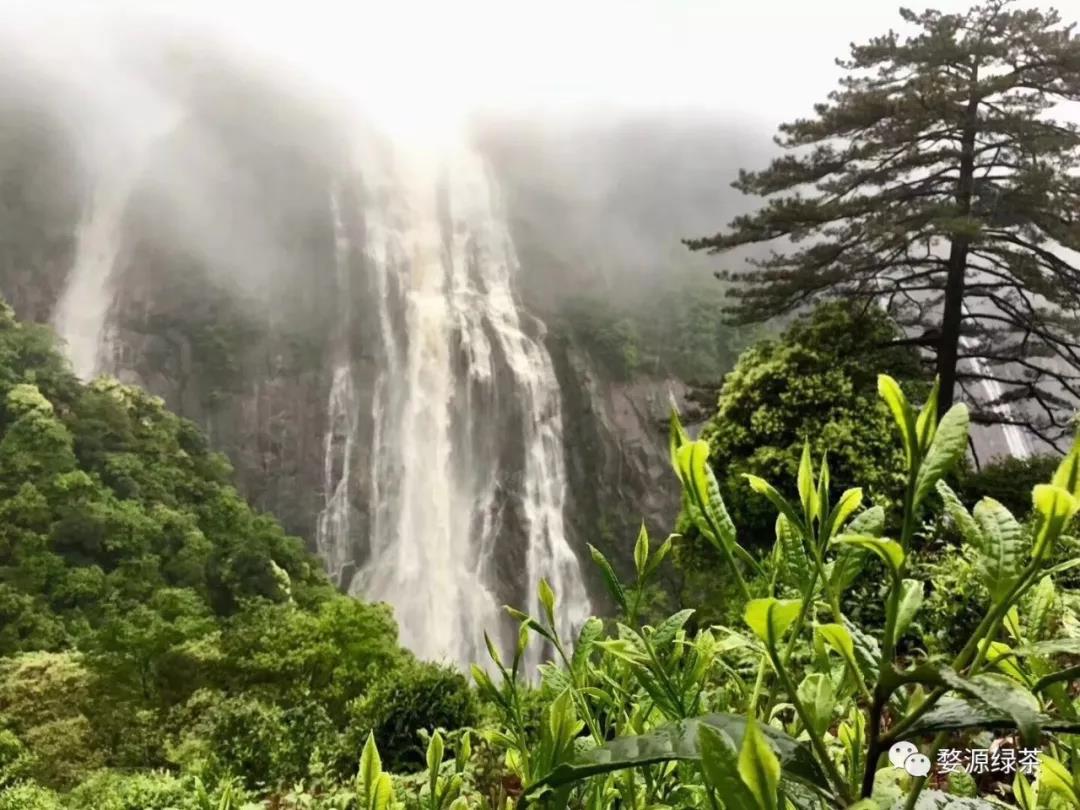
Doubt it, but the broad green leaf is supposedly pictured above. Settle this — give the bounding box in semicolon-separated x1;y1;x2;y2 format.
796;673;836;738
878;374;918;470
571;617;604;675
644;533;676;578
913;403;969;509
816;623;862;687
427;730;444;798
832;535;904;578
775;514;811;592
936;670;1042;745
915;378;940;453
680;441;739;553
588;544;628;615
538;578;556;626
1038;754;1079;806
668;407;690;474
744;474;806;537
895;579;924;638
816;452;831;530
828;543;868;594
906;790;1004;809
370;772;393;810
360;732;381;795
1032;484;1079;558
1025;575;1055;641
797;441;815;525
649;609;695;648
842;618;883;683
744;598;802;648
1051;436;1080;498
846;505;885;537
698;724;756;810
936;481;982;552
1010;638;1080;657
738;717;780;810
822;487;862;542
1013;771;1036;810
633;522;649;577
522;713;830;801
972;497;1024;600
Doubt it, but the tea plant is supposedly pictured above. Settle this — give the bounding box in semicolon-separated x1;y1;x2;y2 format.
354;374;1080;809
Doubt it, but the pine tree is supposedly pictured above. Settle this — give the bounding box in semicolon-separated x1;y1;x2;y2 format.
687;0;1080;448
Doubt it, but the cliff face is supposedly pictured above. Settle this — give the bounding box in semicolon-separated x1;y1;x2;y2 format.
0;66;749;618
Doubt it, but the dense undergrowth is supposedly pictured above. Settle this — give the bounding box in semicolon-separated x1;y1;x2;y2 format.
0;298;1077;809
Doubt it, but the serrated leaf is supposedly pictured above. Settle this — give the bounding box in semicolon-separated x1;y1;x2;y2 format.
796;673;836;739
427;730;444;798
680;441;740;555
797;441;815;524
669;407;690;475
698;724;756;810
538;578;556;626
895;579;924;638
1051;437;1080;498
744;474;806;537
846;505;885;537
915;378;940;453
816;623;862;687
370;772;393;810
360;732;381;795
571;617;603;675
1013;770;1036;810
738;717;780;810
937;481;983;552
522;713;829;801
822;487;862;542
1038;754;1079;805
1025;575;1055;641
816;452;830;530
878;374;918;470
744;598;802;648
973;497;1024;601
904;790;1003;809
650;609;695;648
775;514;811;592
1032;484;1079;558
588;544;628;615
832;534;904;578
936;670;1041;745
633;522;649;577
903;696;1080;735
644;533;676;578
914;403;969;508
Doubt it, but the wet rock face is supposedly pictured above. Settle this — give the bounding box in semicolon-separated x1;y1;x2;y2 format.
547;333;690;592
0;89;694;632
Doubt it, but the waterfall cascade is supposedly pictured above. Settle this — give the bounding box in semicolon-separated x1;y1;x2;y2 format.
328;142;591;668
52;179;132;379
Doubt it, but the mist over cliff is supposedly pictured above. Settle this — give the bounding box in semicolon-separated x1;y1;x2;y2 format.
0;15;771;662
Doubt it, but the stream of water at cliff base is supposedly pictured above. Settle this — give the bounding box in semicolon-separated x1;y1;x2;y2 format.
325;142;591;669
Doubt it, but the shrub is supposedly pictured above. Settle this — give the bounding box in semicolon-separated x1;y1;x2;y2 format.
343;661;478;773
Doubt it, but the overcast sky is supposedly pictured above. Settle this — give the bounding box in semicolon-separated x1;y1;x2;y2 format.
5;0;1080;140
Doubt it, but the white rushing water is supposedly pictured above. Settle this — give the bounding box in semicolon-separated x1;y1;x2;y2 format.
345;142;591;668
52;180;133;379
315;188;361;584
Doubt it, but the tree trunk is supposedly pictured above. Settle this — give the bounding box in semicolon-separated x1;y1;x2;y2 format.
937;65;981;416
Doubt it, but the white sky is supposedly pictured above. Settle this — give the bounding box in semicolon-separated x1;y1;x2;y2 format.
6;0;1080;139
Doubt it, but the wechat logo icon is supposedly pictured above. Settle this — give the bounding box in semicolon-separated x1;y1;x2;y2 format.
889;741;932;777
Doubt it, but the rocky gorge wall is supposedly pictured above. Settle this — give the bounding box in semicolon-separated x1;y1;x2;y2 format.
0;67;751;624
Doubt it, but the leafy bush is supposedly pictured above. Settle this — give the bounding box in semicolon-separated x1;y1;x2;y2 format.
344;661;479;773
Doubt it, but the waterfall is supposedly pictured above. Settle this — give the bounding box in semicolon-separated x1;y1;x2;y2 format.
315;188;361;584
348;142;591;668
52;181;132;379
